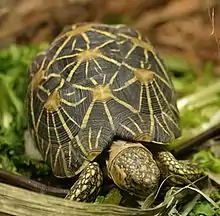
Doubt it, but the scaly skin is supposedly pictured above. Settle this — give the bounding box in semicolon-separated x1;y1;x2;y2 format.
155;151;202;185
65;162;103;202
65;141;202;201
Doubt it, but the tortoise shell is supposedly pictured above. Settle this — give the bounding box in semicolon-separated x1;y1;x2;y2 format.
27;23;181;178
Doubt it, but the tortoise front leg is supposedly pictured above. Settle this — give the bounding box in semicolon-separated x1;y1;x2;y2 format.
65;162;103;202
155;151;203;184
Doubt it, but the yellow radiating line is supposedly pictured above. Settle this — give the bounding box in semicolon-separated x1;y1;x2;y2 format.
138;85;144;112
109;70;119;85
90;28;117;39
113;77;137;92
37;92;46;103
47;73;62;79
154;81;171;107
154;54;172;86
95;40;115;50
103;102;115;130
137;113;144;123
122;62;135;71
145;84;154;137
71;39;77;50
88;127;92;150
119;33;172;86
81;32;90;49
68;142;73;168
30;88;36;130
170;103;179;117
56;53;78;61
35;104;45;134
66;60;82;82
30;88;39;148
154;115;170;137
154;73;170;88
128;117;143;134
38;85;50;95
61;107;80;127
99;54;121;66
90;77;98;85
61;97;87;107
120;123;136;137
65;24;93;37
112;95;137;114
163;111;180;132
54;145;62;172
45;111;51;161
94;65;101;75
85;61;89;78
125;44;137;59
31;56;47;79
151;85;174;138
57;78;65;89
81;101;95;129
29;56;47;131
95;127;102;149
119;33;153;52
60;147;70;177
111;49;119;52
34;134;41;153
154;81;178;124
57;110;74;140
102;74;107;85
72;84;93;91
60;61;76;73
144;48;148;62
75;48;84;52
54;24;92;44
118;40;126;45
75;135;88;156
137;31;142;40
65;91;76;97
47;36;72;70
93;59;102;72
52;112;61;145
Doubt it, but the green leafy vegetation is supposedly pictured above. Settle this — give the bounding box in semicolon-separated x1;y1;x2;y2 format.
0;44;50;177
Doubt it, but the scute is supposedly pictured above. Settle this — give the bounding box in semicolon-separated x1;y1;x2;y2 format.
27;23;180;178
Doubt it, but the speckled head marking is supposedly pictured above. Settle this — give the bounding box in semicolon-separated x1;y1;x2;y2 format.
107;141;160;197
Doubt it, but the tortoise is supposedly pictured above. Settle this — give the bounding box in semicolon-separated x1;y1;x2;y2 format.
27;23;202;202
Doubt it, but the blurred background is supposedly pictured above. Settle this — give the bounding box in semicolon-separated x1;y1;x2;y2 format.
0;0;219;72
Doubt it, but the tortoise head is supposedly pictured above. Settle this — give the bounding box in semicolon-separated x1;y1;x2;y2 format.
107;140;160;198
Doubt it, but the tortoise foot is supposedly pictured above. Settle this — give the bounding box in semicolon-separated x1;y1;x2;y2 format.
156;151;203;184
65;162;103;202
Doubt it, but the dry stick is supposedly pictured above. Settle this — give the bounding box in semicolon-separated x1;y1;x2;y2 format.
0;168;68;197
172;123;220;159
0;182;165;216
